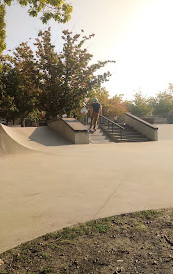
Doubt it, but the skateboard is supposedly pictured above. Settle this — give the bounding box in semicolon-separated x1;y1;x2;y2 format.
89;128;96;133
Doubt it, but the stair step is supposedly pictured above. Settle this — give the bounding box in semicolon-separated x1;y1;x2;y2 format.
113;133;148;139
115;137;148;141
100;124;149;142
107;130;144;137
117;134;146;138
89;127;113;144
121;139;148;142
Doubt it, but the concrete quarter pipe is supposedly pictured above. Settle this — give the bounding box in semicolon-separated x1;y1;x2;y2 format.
0;124;70;155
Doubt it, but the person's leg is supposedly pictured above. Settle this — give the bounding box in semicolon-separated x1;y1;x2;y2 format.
93;113;99;129
93;112;96;129
90;113;94;129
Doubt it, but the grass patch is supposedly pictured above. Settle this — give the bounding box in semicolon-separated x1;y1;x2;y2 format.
0;209;172;274
134;222;148;231
131;209;161;220
44;218;111;241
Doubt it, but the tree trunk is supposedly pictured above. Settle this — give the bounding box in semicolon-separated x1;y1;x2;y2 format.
21;117;25;127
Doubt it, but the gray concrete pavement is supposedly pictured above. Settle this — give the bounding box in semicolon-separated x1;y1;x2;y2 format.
0;124;173;254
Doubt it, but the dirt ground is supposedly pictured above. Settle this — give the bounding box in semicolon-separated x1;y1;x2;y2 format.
0;208;173;274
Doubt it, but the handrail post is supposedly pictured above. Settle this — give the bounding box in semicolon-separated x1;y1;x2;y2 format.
99;114;125;142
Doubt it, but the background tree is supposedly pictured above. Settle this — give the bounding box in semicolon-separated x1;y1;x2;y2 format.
13;42;41;126
0;28;115;124
35;29;115;118
0;42;41;126
151;90;173;118
0;55;19;123
0;95;18;124
58;30;115;116
0;0;72;53
34;28;62;120
126;92;152;116
0;4;6;53
28;108;44;126
107;94;127;119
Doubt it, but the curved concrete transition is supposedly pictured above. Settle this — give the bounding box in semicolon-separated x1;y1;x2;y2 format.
1;124;173;253
0;124;70;155
0;124;30;155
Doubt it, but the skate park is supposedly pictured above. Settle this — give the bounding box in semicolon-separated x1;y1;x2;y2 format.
1;118;173;254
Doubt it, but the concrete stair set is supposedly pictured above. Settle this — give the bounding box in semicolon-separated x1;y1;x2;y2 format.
100;124;149;142
89;127;113;144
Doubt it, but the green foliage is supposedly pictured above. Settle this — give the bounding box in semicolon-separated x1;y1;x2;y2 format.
0;55;18;122
44;218;111;242
35;29;115;118
131;210;161;220
12;42;41;126
126;88;173;119
0;29;115;124
0;95;18;123
126;92;152;116
0;4;6;53
107;94;127;118
0;0;72;53
28;108;42;123
0;42;41;125
151;90;173;117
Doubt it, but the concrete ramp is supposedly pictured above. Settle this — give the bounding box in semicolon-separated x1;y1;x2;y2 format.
0;124;30;155
0;124;69;155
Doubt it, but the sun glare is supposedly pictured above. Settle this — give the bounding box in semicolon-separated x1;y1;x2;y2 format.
108;0;173;99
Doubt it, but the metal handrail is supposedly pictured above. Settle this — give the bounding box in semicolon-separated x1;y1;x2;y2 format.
99;115;125;140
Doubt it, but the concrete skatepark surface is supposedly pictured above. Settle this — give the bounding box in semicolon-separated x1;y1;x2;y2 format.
0;123;173;254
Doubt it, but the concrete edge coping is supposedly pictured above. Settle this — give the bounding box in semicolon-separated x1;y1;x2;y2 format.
61;118;88;132
125;112;158;130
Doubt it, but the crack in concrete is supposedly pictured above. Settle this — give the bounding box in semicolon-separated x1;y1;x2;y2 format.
94;180;123;218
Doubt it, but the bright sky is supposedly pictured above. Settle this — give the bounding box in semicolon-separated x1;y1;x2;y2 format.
5;0;173;100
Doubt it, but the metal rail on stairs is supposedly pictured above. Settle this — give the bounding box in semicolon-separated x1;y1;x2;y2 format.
99;115;125;141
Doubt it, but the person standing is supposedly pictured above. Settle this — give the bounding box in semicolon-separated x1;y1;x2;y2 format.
90;98;102;130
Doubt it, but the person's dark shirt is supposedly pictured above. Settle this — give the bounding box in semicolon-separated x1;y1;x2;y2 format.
92;102;101;113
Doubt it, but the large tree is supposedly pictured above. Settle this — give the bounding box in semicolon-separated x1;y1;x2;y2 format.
35;29;115;118
34;28;63;119
13;42;41;126
0;28;115;123
0;0;72;53
0;42;41;126
0;55;19;123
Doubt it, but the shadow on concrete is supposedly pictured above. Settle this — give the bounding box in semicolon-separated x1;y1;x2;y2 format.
29;126;70;146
